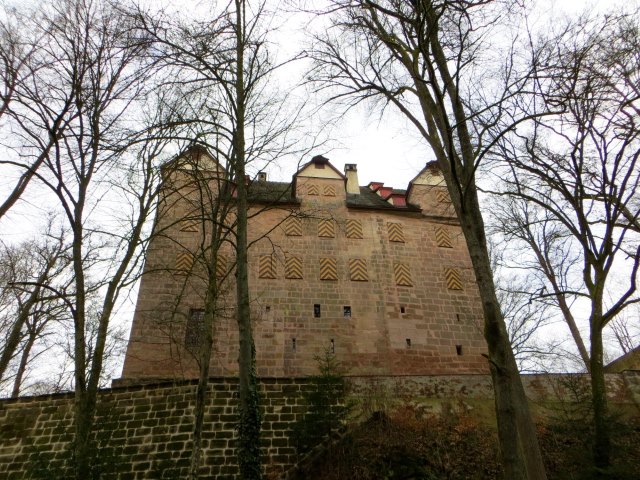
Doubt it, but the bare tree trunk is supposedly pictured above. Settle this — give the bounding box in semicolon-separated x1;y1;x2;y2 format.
188;292;216;479
11;328;36;398
234;2;261;477
526;235;591;370
458;187;545;480
71;217;91;480
0;288;38;381
590;320;610;469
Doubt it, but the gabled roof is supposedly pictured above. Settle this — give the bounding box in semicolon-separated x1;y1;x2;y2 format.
605;346;640;373
291;155;346;196
161;144;220;172
406;161;445;198
295;155;346;179
346;187;420;212
247;181;299;206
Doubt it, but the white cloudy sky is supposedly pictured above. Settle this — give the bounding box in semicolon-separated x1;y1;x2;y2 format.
0;0;635;387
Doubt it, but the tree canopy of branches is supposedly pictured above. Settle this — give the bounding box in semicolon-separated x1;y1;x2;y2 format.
490;10;640;470
307;1;548;478
128;0;316;476
0;0;177;477
0;233;71;397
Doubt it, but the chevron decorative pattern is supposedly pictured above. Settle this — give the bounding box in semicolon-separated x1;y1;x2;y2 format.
435;227;453;248
284;217;302;236
387;223;405;243
346;219;363;239
318;219;335;238
445;268;463;290
175;252;194;274
393;263;412;286
180;219;199;232
436;189;449;203
349;258;368;281
285;256;303;279
259;255;276;279
216;255;227;278
319;257;338;280
307;184;319;196
323;185;336;196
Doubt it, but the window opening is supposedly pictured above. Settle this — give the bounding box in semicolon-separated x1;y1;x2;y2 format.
330;339;335;354
343;306;351;317
314;304;321;318
456;345;463;356
185;309;205;348
400;306;406;314
406;338;411;348
292;338;296;352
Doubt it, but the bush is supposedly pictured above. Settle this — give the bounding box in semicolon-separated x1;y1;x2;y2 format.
292;350;352;455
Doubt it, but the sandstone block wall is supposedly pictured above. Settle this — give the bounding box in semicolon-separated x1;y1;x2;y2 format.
122;155;489;381
1;373;638;480
0;378;312;480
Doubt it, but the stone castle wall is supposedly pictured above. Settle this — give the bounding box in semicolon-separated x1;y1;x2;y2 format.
1;373;638;480
122;157;489;381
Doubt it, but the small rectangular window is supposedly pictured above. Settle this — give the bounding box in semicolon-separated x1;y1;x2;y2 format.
456;345;463;356
292;338;296;352
343;306;351;317
330;339;335;354
314;304;321;318
406;338;411;348
400;306;406;314
265;305;271;312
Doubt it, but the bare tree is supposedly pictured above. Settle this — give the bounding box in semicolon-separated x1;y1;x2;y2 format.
0;233;71;397
0;0;173;477
490;10;640;470
0;6;74;219
128;1;319;476
489;197;591;371
307;1;548;478
608;307;640;355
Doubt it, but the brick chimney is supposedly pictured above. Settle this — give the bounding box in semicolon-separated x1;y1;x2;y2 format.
344;164;360;194
257;171;267;182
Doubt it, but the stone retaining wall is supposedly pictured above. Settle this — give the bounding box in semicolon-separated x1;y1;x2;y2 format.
0;373;638;479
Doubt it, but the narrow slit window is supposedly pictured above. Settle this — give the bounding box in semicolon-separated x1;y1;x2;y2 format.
406;338;411;348
330;339;335;354
314;304;321;318
456;345;463;356
343;306;351;318
292;338;296;352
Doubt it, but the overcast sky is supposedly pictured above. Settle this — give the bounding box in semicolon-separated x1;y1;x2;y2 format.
0;0;636;388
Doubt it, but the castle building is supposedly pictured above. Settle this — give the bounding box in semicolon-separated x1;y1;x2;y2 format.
120;148;488;381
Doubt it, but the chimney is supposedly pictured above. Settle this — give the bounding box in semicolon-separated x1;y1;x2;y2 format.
344;164;360;194
257;171;267;182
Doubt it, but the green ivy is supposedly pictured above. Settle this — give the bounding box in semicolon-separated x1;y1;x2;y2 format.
238;342;262;479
